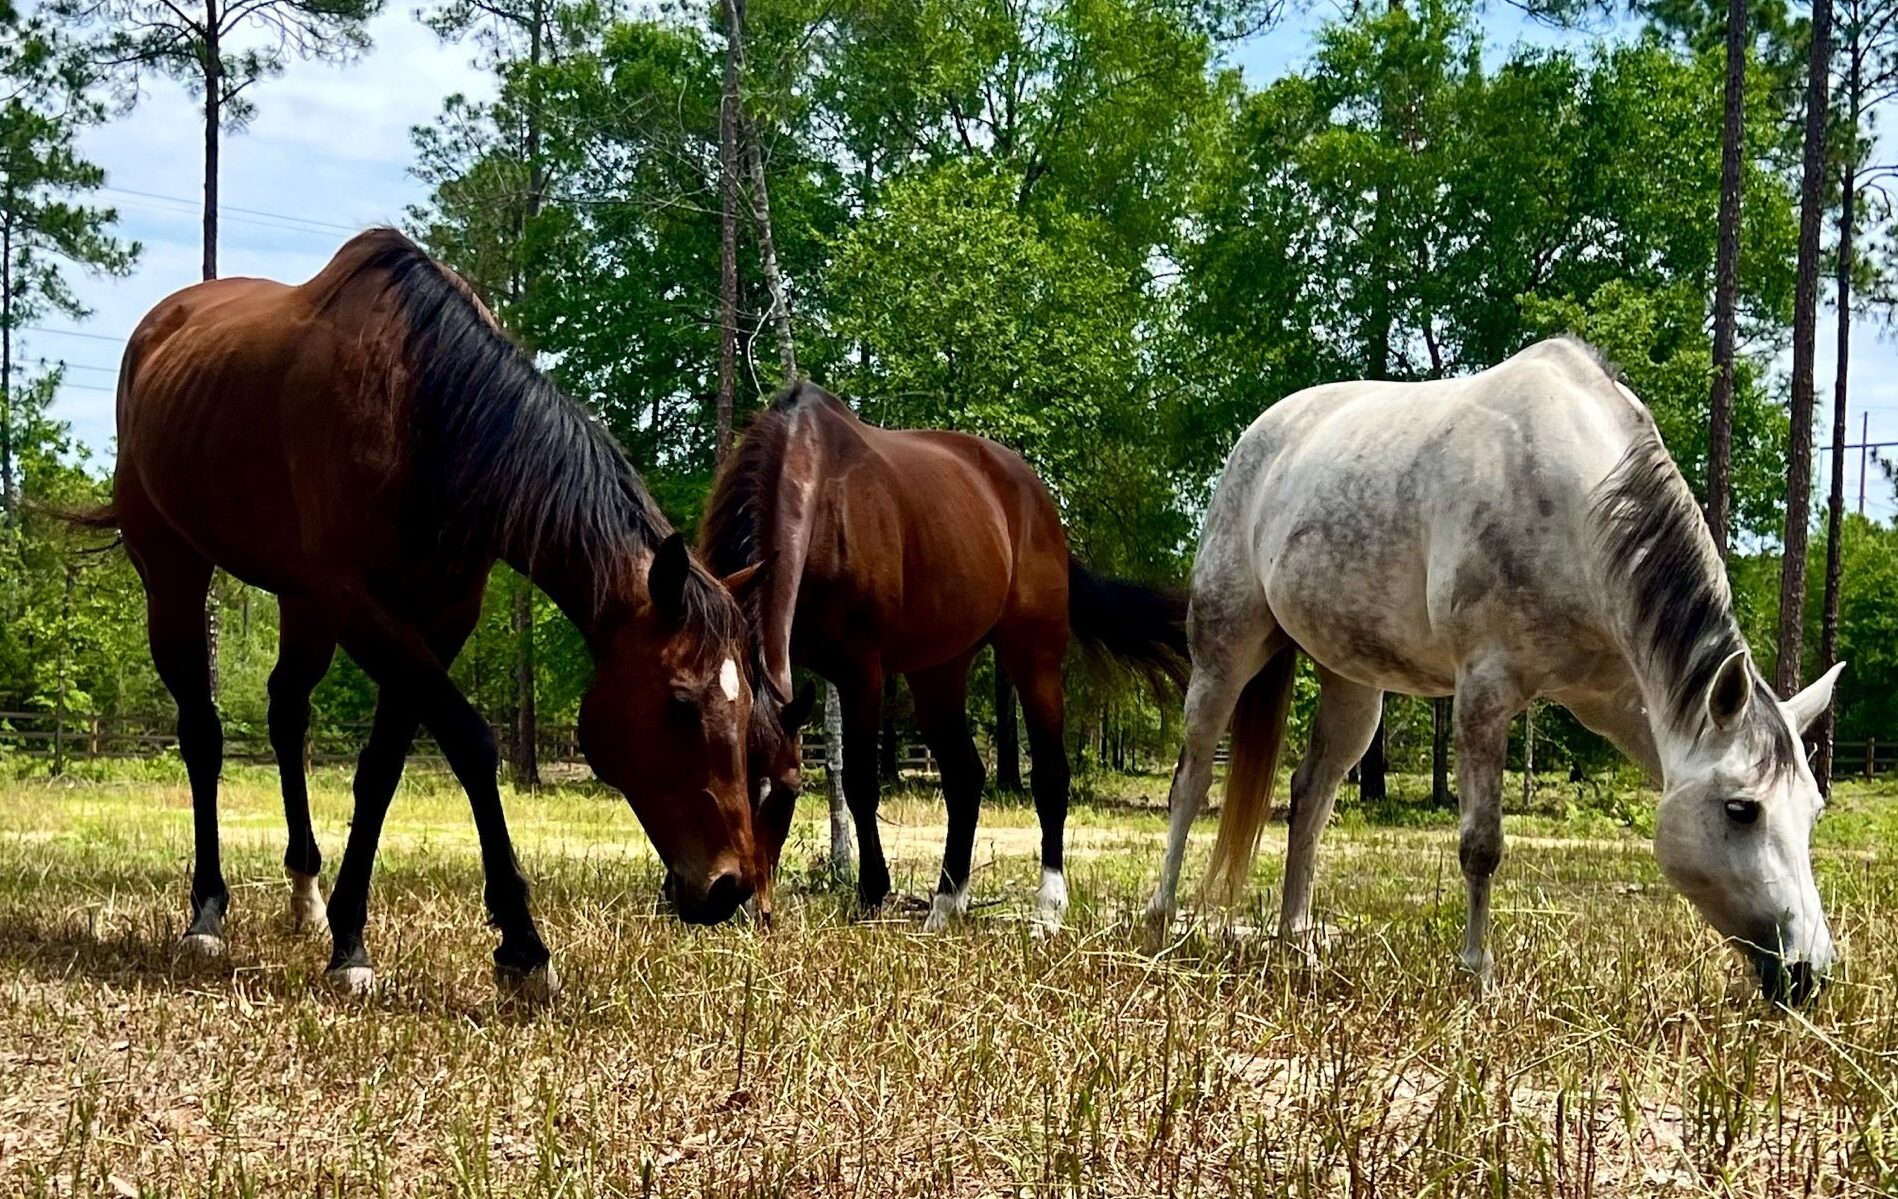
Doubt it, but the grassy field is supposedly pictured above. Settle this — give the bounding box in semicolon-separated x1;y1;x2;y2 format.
2;765;1896;1197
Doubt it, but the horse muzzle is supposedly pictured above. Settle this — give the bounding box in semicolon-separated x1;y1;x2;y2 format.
662;868;752;926
1751;952;1826;1007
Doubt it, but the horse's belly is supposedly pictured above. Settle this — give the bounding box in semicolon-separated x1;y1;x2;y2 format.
1269;582;1456;695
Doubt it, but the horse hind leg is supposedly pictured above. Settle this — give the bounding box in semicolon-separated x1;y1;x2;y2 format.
1141;591;1281;948
997;639;1070;935
269;600;337;932
134;548;227;957
1278;669;1382;953
1452;659;1527;994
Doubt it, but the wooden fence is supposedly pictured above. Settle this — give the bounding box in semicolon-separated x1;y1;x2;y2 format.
0;711;937;777
2;710;1886;784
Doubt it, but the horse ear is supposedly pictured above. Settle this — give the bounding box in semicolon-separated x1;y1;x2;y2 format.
781;682;816;735
721;554;775;605
1785;661;1845;736
1706;648;1752;731
648;533;690;624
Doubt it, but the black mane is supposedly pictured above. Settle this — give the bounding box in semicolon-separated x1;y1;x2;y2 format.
332;228;738;645
1590;430;1795;771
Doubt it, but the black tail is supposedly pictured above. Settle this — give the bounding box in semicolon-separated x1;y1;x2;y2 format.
1066;558;1190;690
35;500;122;551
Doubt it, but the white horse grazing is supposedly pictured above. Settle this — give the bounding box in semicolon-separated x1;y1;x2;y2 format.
1145;338;1843;1004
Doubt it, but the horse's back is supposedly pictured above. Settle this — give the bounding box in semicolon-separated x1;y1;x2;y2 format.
1212;338;1651;694
114;260;404;595
803;408;1063;671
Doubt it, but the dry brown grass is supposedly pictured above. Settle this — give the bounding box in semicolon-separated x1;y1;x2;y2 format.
1;768;1895;1197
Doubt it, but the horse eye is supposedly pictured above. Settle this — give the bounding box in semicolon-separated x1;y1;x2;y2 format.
1724;800;1761;826
667;691;700;725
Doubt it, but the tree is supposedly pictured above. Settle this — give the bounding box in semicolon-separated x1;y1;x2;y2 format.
1816;0;1898;781
54;0;379;281
422;0;588;789
1776;0;1835;699
717;0;741;464
1705;0;1749;558
0;3;137;522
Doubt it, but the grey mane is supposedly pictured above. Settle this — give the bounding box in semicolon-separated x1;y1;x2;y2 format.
1589;431;1795;772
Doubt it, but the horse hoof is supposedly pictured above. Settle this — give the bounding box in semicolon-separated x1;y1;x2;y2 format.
922;891;967;934
1030;908;1064;939
326;964;375;996
289;873;328;932
496;960;560;1006
178;932;226;959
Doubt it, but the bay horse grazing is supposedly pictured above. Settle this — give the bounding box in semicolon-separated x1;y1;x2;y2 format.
89;228;760;1000
1144;338;1842;1004
701;383;1187;931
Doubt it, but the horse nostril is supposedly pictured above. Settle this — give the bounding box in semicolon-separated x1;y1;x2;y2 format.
1787;960;1820;1006
704;871;750;920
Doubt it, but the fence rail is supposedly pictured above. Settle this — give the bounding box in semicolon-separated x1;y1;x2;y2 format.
0;711;1883;784
0;711;937;777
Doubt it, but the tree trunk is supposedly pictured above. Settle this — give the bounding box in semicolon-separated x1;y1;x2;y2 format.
1522;702;1535;807
510;0;546;790
1706;0;1747;558
1776;0;1833;698
879;676;899;783
1;205;14;524
744;118;795;381
1431;697;1453;808
1358;711;1387;802
199;9;222;697
1818;54;1859;790
823;682;850;879
993;666;1022;792
511;582;540;788
716;0;742;463
202;8;220;283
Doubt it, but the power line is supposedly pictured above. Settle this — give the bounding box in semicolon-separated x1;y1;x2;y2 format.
103;191;359;241
31;361;118;375
101;186;362;235
23;325;124;344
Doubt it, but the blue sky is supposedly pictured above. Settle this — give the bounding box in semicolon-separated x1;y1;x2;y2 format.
28;1;1898;521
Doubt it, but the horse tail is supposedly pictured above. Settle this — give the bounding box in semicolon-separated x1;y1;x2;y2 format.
1066;558;1190;690
1201;646;1297;905
30;498;122;553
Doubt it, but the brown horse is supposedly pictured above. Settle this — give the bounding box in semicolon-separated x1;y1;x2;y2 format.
701;383;1186;930
83;228;762;1000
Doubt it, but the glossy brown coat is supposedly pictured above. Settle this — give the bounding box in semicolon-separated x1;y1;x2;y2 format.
98;229;758;994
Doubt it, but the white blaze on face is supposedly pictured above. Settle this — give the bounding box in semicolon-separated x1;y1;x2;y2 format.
719;658;740;702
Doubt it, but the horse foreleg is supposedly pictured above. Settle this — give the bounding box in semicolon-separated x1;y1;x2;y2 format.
268;600;336;931
838;665;890;915
1454;662;1526;994
1279;671;1382;951
322;695;418;994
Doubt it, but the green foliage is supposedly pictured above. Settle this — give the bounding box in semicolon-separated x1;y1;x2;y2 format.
1170;3;1799;538
10;0;1891;782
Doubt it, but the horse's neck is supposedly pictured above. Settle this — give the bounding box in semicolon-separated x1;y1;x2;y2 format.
508;538;646;648
1599;575;1770;787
